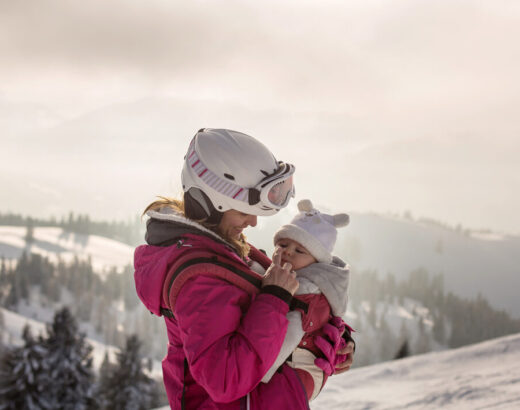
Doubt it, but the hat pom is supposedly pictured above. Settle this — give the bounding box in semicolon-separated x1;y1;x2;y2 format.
333;213;350;227
298;199;313;212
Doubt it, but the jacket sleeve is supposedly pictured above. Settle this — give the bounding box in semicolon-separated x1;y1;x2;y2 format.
175;274;292;403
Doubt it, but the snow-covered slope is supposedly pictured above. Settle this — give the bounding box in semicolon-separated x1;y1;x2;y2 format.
0;226;134;272
313;332;520;410
151;334;520;410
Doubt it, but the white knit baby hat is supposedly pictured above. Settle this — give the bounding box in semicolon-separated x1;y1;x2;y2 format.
273;199;349;264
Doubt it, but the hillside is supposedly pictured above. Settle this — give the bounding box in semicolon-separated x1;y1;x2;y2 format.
312;332;520;409
341;214;520;317
246;211;520;318
0;226;134;273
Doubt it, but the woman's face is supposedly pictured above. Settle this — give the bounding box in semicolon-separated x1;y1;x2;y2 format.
218;210;258;240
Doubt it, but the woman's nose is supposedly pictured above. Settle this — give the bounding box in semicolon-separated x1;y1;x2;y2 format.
246;215;257;227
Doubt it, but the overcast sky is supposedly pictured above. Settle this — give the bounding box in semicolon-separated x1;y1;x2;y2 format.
1;0;520;233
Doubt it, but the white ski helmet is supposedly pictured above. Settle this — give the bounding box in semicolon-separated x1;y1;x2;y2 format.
181;128;295;219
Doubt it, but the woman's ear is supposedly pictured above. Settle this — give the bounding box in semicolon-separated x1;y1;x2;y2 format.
333;213;350;228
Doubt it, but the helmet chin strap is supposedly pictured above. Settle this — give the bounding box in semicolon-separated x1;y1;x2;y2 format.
184;188;223;225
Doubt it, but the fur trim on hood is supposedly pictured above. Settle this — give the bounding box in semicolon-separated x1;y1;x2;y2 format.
145;208;235;250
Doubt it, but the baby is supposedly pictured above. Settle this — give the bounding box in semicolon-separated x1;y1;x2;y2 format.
262;199;353;401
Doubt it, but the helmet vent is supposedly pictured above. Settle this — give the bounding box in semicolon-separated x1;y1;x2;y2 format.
224;173;235;181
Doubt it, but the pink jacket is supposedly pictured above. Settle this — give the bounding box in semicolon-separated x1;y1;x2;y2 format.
134;214;309;409
296;293;332;356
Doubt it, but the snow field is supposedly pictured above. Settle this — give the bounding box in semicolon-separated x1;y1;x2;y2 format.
312;333;520;409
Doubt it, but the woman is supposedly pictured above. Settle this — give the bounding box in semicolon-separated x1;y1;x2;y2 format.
134;128;353;409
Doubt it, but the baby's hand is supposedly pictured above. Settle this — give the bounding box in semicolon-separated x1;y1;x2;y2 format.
262;247;299;295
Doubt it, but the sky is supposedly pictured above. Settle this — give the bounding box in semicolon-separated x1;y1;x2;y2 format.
1;0;520;233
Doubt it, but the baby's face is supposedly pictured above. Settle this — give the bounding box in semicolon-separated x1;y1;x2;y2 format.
274;238;317;271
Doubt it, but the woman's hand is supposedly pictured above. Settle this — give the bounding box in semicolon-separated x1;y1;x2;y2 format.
262;247;299;295
314;317;355;375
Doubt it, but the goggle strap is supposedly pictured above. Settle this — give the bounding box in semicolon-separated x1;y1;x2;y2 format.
248;189;261;206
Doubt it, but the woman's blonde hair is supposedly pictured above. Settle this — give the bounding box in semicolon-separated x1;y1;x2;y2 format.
143;196;251;259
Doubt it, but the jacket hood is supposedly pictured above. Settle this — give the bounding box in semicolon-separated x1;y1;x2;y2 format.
295;256;350;316
134;208;243;316
145;208;232;248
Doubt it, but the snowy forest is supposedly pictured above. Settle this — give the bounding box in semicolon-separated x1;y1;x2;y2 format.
0;307;162;409
0;212;144;248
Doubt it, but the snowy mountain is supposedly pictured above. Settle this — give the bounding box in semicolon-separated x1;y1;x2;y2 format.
312;332;520;410
0;226;134;274
5;221;518;366
339;214;520;318
246;212;520;318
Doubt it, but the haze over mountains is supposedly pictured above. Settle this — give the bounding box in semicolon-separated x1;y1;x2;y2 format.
247;211;520;319
3;97;520;234
2;202;519;319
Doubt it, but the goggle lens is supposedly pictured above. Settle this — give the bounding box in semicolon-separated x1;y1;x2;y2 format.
267;175;294;207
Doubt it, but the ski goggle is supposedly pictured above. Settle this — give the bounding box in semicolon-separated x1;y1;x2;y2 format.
186;137;295;212
248;162;296;210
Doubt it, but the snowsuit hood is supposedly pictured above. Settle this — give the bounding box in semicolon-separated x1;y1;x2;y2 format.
296;256;350;317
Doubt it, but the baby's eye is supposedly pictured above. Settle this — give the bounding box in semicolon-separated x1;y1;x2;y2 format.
296;249;305;254
278;243;287;248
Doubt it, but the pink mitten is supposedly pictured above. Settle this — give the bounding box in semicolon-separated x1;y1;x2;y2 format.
314;317;347;376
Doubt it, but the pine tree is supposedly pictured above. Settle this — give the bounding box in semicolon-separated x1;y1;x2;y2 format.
25;218;35;245
0;325;52;409
95;351;114;409
394;340;409;360
99;334;159;410
0;310;4;345
415;317;432;354
0;257;6;287
39;307;97;409
433;312;446;344
378;313;396;360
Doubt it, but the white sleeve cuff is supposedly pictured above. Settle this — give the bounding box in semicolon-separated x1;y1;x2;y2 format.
261;310;305;383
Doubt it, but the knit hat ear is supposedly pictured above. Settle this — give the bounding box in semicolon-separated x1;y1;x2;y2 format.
297;199;313;213
333;213;350;228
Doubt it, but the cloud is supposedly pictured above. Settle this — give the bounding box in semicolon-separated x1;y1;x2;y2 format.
2;0;520;119
2;0;520;232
